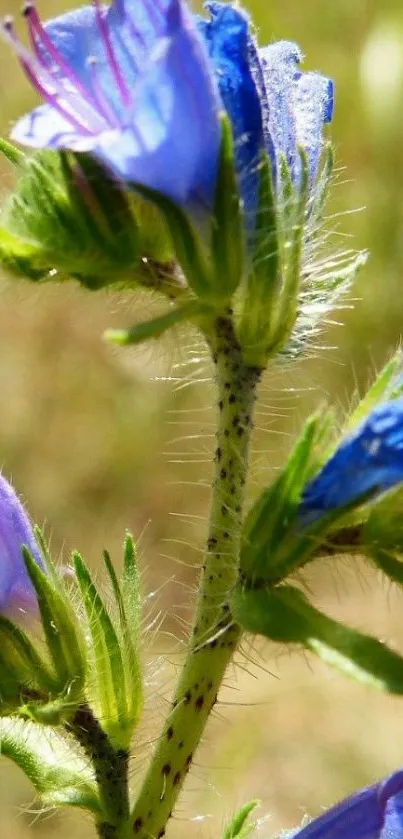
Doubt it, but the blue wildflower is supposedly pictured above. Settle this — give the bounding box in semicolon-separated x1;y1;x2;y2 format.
299;398;403;527
0;473;43;617
198;2;334;207
289;769;403;839
2;0;222;212
2;0;332;220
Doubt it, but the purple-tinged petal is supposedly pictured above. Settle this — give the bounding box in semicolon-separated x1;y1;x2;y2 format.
299;398;403;527
0;474;43;618
291;783;382;839
6;0;221;210
291;772;403;839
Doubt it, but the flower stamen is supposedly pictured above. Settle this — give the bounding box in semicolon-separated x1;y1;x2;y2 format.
93;0;131;107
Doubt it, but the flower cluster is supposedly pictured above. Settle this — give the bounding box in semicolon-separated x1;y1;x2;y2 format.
2;0;333;219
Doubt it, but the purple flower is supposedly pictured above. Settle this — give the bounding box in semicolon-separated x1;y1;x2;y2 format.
2;0;222;212
0;473;43;617
299;398;403;527
2;0;332;219
289;769;403;839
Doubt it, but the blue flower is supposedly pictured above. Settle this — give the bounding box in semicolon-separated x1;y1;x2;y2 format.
2;0;333;218
299;398;403;527
0;473;43;618
289;769;403;839
198;2;333;209
3;0;222;212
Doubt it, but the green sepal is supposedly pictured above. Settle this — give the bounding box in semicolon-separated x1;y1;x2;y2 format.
130;182;214;300
74;550;140;749
211;115;244;298
105;299;207;346
0;717;101;814
0;137;24;167
0;613;56;696
0;147;174;290
103;538;143;732
232;584;403;692
23;548;86;707
240;412;335;583
237;152;279;365
265;149;310;356
221;800;260;839
346;348;403;432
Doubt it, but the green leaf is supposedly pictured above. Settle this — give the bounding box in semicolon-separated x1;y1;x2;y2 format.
23;549;86;699
0;717;101;813
73;552;132;748
222;800;260;839
211;115;244;298
104;299;206;346
233;584;403;692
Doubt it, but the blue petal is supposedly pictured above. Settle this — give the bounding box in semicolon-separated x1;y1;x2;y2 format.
198;2;264;215
294;72;334;182
380;794;403;839
299;398;403;526
258;41;303;179
290;784;382;839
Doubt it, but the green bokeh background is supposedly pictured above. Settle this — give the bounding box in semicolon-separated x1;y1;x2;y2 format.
1;0;403;836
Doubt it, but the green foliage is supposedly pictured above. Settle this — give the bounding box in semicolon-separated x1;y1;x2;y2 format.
221;800;260;839
240;413;335;584
73;537;142;749
0;717;101;813
105;299;207;346
0;145;174;290
211;115;244;298
232;584;403;692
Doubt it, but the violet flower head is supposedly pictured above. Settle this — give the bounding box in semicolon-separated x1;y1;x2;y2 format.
2;0;222;212
299;398;403;528
289;769;403;839
2;0;332;222
0;473;43;618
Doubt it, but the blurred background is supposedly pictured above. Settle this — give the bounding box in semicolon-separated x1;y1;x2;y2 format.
0;0;403;836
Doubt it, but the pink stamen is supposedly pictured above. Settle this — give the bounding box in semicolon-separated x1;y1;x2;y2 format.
87;56;120;126
1;17;101;134
23;2;103;115
93;0;131;107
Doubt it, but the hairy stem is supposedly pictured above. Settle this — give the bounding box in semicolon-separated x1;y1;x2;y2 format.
131;313;261;839
68;704;130;838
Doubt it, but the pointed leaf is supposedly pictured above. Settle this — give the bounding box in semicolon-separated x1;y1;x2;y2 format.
233;584;403;692
23;549;85;695
73;553;129;748
222;800;260;839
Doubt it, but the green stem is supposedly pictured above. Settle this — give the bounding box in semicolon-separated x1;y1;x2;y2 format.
130;313;261;839
68;704;130;838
